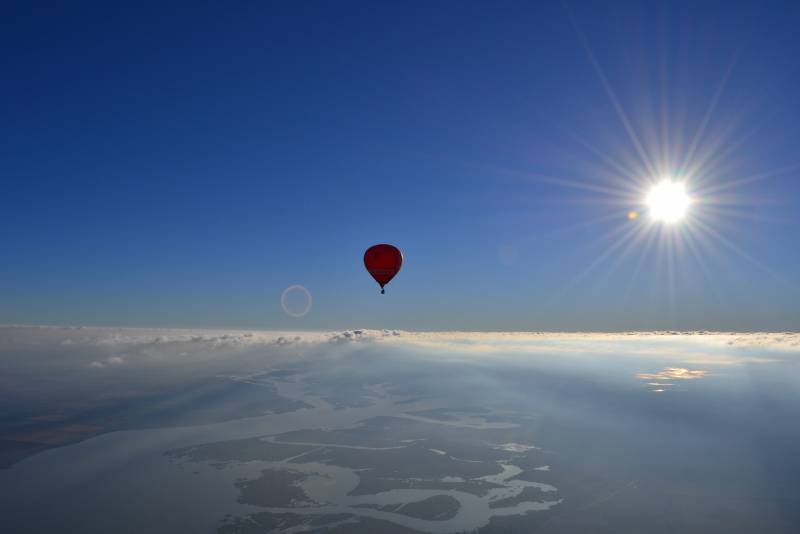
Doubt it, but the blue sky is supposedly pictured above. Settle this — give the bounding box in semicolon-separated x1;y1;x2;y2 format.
2;1;799;330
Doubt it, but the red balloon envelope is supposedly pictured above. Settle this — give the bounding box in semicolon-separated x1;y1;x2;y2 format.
364;244;403;294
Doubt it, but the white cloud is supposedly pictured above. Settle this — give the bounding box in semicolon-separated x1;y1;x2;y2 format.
87;356;125;368
637;368;707;380
3;326;798;370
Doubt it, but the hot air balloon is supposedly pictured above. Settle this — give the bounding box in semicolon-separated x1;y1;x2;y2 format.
364;244;403;294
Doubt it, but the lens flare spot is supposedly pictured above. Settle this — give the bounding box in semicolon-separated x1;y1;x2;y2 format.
280;285;312;317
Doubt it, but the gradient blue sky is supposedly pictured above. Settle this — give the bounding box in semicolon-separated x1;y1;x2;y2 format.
2;1;800;331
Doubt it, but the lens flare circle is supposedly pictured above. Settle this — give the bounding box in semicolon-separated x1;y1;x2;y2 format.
646;180;691;223
280;285;312;317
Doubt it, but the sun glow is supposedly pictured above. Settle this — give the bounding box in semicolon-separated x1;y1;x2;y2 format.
488;21;782;304
646;180;691;223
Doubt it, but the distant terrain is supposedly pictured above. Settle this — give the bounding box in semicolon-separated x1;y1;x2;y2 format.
1;327;799;533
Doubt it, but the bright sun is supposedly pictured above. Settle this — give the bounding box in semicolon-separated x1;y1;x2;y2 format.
646;180;691;223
